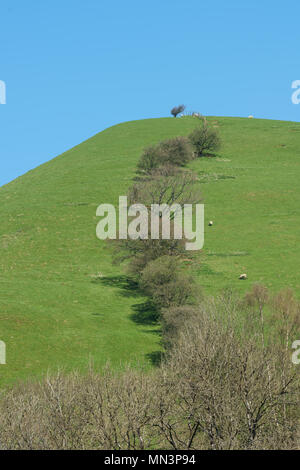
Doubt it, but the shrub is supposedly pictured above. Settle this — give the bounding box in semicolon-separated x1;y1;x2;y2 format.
139;256;196;309
137;137;194;174
136;145;160;174
159;137;194;166
113;236;187;276
189;124;221;157
171;104;185;117
161;305;199;347
112;168;201;274
129;167;202;208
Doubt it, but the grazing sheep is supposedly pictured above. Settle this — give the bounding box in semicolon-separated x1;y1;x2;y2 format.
208;221;213;226
239;273;247;280
248;115;254;119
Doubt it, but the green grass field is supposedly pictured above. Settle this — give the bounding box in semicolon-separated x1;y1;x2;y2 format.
1;116;300;385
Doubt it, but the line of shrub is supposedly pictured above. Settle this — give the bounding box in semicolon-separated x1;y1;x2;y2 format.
113;122;213;339
0;118;299;450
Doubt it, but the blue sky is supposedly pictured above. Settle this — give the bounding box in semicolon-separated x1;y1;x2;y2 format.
0;0;299;186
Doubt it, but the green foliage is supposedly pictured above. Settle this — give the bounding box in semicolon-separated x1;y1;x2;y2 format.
137;136;194;174
113;237;187;276
139;256;196;308
136;145;160;173
189;123;221;156
158;136;194;166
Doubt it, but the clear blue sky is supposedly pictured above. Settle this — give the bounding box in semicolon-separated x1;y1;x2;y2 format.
0;0;299;186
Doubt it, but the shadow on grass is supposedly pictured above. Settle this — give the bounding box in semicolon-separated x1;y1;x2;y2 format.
146;351;163;367
202;152;218;158
130;300;160;326
197;151;220;158
97;275;141;298
99;275;160;326
98;275;162;367
207;252;250;257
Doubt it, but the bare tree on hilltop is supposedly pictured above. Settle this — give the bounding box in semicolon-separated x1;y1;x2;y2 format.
171;104;185;117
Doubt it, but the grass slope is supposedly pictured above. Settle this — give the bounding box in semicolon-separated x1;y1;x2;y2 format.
0;116;300;385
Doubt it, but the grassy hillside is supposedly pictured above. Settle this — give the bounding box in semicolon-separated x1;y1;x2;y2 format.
1;116;300;385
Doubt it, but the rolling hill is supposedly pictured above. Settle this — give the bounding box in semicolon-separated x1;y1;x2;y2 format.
1;116;300;385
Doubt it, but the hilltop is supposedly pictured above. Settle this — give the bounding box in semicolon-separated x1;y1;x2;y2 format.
1;116;300;385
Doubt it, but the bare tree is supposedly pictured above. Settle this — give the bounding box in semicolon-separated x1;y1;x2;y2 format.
129;168;202;210
160;296;299;450
0;297;298;450
171;104;185;117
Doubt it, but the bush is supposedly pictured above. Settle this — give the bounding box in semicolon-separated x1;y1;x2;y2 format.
159;137;194;166
136;145;159;174
189;124;221;157
139;256;196;309
161;305;199;347
171;104;185;117
129;167;202;208
137;137;194;174
113;236;187;276
112;167;201;275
